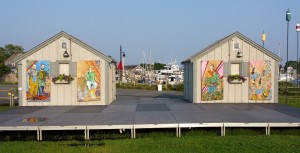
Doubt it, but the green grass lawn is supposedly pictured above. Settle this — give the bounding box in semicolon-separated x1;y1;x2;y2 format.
0;129;299;153
0;106;15;111
278;94;300;108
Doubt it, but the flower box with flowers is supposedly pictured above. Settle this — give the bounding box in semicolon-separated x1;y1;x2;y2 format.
51;74;74;84
227;74;247;84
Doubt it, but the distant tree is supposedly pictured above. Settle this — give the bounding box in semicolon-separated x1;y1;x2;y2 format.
153;62;166;70
0;44;24;80
284;61;299;73
0;62;11;80
0;44;24;59
140;62;166;70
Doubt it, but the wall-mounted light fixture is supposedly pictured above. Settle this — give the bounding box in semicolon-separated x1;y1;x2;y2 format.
62;41;69;58
236;49;243;57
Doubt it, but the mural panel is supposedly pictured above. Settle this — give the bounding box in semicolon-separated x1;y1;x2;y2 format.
201;60;223;101
249;60;272;100
77;60;101;102
26;60;51;102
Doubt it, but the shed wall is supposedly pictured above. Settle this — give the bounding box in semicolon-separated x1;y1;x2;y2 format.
19;36;115;106
188;36;278;103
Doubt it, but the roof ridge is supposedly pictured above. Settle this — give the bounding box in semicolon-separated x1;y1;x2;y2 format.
181;31;282;64
14;31;113;63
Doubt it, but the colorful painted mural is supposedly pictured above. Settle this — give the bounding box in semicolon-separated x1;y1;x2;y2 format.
201;60;224;101
77;60;101;102
249;60;272;100
26;60;51;102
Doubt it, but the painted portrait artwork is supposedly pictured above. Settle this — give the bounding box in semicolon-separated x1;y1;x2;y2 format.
249;60;272;100
77;60;101;102
26;60;51;102
201;60;224;101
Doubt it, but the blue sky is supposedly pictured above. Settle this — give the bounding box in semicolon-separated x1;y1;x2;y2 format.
1;0;299;65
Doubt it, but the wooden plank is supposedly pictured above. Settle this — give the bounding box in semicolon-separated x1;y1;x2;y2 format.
256;49;264;60
71;42;79;61
227;83;235;103
195;59;201;103
242;41;250;62
64;84;72;105
241;78;248;103
235;84;242;103
86;49;94;60
57;85;65;105
207;49;215;60
200;56;207;103
214;47;222;60
221;42;229;62
249;45;257;61
42;45;50;60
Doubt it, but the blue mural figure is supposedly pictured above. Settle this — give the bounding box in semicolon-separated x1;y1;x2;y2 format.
37;64;48;96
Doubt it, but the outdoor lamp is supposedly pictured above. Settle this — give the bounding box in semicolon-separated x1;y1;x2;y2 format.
286;9;291;21
62;42;69;58
63;50;70;58
262;31;266;47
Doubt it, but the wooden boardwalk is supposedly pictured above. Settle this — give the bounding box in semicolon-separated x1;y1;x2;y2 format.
0;89;299;140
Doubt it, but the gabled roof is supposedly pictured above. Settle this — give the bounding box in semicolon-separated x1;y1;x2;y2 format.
181;31;282;64
5;52;23;63
15;31;115;63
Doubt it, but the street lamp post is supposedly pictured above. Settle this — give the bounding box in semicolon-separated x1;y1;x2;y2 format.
296;22;300;87
286;9;291;103
262;31;266;47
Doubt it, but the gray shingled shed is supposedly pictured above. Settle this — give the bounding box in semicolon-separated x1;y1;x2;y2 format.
15;31;116;106
182;31;281;103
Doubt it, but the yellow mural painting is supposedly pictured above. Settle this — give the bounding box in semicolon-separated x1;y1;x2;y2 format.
201;60;224;101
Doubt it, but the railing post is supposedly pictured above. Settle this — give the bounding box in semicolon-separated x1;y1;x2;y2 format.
11;89;14;107
8;90;12;107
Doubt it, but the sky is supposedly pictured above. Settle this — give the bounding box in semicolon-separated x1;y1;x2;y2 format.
1;0;300;65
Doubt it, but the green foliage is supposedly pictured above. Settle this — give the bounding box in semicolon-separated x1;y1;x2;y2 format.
0;63;11;80
227;74;247;82
0;129;299;153
0;44;24;80
116;83;184;91
0;44;24;59
279;94;300;108
117;83;158;90
140;62;166;70
52;74;74;84
284;60;300;73
153;62;166;70
278;81;294;87
0;106;15;111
